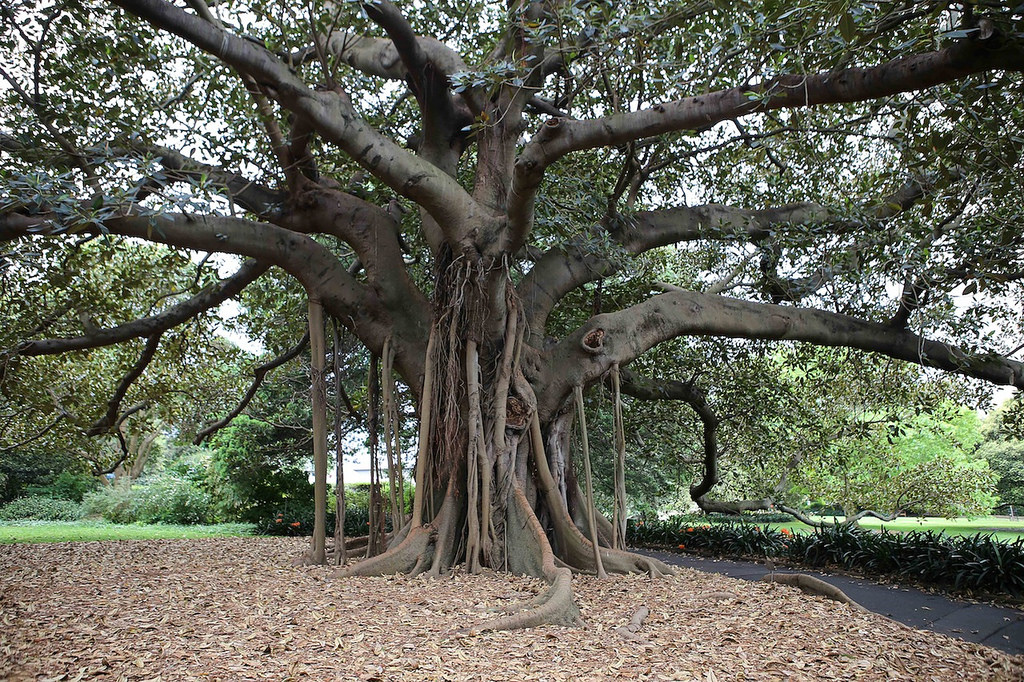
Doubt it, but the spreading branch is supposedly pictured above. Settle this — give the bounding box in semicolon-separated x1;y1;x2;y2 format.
519;172;939;337
87;333;163;436
112;0;479;234
539;290;1024;419
15;259;268;356
510;30;1024;247
194;332;310;443
132;145;285;217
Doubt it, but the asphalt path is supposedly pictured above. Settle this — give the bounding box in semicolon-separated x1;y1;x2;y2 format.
637;549;1024;655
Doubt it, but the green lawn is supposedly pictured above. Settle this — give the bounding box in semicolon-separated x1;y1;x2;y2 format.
0;520;256;544
764;516;1024;543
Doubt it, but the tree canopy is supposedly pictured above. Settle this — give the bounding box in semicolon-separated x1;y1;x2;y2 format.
2;0;1024;630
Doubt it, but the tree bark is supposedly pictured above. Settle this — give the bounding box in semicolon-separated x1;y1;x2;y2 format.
308;298;328;566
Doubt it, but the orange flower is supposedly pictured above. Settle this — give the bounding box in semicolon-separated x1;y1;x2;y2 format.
677;544;685;550
274;518;282;523
780;528;792;536
686;527;694;532
290;522;301;528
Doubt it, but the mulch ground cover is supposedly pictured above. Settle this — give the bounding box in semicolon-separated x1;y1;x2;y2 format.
1;536;1021;681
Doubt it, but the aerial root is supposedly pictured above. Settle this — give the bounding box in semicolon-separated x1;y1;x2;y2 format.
330;532;392;556
457;566;581;635
562;529;678;577
761;572;868;613
332;525;433;578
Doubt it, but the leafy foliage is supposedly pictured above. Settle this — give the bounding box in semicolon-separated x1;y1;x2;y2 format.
629;518;1024;597
979;398;1024;507
81;476;214;525
23;470;97;503
205;416;312;524
0;495;83;521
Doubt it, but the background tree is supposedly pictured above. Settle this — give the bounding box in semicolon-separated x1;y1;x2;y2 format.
979;398;1024;509
3;0;1024;629
206;414;311;523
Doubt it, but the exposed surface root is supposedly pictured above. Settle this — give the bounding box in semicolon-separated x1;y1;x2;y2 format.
614;605;649;641
457;566;580;634
332;526;432;578
761;573;868;612
455;486;582;632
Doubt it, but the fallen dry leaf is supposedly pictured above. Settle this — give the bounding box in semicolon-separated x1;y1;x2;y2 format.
0;537;1020;681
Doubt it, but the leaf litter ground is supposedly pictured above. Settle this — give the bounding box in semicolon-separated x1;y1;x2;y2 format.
1;537;1020;681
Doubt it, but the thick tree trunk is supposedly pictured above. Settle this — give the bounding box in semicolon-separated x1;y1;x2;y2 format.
334;258;675;631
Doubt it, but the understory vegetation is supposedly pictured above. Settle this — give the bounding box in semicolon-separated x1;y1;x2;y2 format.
629;518;1024;598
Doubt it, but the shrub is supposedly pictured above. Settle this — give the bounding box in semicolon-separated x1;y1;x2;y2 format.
24;470;97;503
81;476;214;525
206;416;313;523
0;496;84;521
82;484;137;523
627;518;1024;597
135;477;214;525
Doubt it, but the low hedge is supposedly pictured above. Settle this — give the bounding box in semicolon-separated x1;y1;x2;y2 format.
628;518;1024;597
0;496;84;521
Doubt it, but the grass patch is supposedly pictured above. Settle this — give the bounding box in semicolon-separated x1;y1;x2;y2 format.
0;520;255;544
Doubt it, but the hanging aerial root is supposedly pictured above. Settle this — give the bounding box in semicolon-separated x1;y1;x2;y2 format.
761;573;868;612
574;384;607;579
332;525;433;578
528;411;676;578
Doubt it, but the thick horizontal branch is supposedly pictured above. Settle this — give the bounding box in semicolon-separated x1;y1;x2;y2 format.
623;171;934;252
136;145;285;217
538;290;1024;419
3;209;429;403
321;25;468;82
511;31;1023;243
112;0;478;232
519;173;932;337
777;503;898;528
1;210;400;346
282;184;419;307
16;259;268;356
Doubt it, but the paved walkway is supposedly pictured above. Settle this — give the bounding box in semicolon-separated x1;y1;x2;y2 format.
638;549;1024;655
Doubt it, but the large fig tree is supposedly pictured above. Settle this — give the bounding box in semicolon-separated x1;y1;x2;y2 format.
3;0;1024;628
